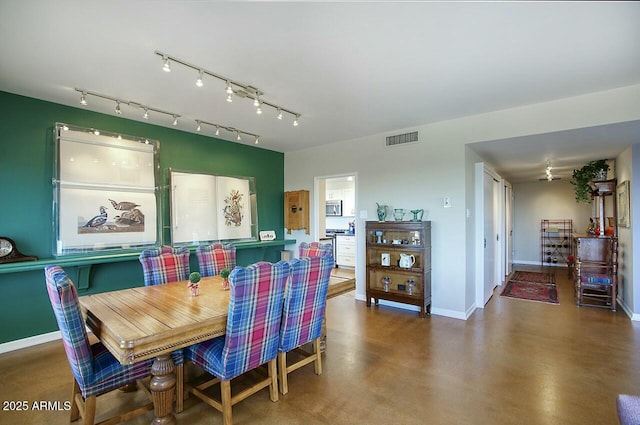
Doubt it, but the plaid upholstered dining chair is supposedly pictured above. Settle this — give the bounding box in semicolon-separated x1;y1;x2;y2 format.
138;245;189;411
183;261;289;425
298;241;333;258
44;265;154;425
195;243;236;277
277;255;333;395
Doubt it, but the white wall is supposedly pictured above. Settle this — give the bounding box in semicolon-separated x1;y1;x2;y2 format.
512;180;591;264
616;145;634;315
285;84;640;319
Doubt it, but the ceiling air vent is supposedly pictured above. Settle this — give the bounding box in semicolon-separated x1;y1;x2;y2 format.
386;131;418;147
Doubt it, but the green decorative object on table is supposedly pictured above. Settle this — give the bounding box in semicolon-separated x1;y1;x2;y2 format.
376;203;388;222
188;271;201;296
220;268;231;291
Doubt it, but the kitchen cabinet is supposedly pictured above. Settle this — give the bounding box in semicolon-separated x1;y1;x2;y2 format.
336;235;355;268
342;188;355;217
365;221;431;318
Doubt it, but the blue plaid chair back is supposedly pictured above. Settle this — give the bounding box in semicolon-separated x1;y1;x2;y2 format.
45;265;94;390
221;261;289;380
139;246;190;286
279;256;333;353
298;241;333;258
196;243;236;277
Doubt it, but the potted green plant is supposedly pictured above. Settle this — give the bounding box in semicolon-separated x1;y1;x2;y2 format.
188;271;201;296
570;159;609;203
219;268;231;291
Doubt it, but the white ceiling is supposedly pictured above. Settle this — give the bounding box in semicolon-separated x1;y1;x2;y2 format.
1;1;639;182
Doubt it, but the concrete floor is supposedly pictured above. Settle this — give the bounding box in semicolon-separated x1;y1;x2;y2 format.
0;264;638;425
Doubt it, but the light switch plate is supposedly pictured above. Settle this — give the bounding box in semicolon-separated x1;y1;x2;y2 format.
444;197;452;208
360;210;368;218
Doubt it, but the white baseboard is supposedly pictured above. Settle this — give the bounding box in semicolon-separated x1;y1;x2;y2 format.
0;331;61;355
355;293;467;320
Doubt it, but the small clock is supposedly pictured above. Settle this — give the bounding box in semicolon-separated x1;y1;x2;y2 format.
0;237;38;264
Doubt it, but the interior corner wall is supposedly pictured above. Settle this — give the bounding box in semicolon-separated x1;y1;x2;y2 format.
512;180;591;264
0;91;285;344
616;145;635;316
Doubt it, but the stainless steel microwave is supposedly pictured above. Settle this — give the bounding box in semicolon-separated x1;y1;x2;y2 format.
326;200;342;216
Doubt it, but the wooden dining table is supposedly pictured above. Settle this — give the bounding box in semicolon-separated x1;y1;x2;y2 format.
78;271;354;424
79;275;230;425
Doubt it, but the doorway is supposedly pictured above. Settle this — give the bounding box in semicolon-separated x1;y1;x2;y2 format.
315;174;357;279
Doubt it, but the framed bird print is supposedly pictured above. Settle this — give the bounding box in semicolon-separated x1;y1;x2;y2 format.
53;123;160;256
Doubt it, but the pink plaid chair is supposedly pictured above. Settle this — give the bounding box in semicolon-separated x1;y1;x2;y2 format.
196;243;236;277
184;261;289;425
44;265;153;425
277;255;333;394
139;246;190;286
298;241;333;258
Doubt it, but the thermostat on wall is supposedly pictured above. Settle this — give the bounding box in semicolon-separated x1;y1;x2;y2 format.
259;230;276;241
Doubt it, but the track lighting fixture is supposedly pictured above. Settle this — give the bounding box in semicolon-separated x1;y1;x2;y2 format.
155;50;301;125
80;91;88;106
196;70;204;87
545;160;554;181
74;88;260;145
254;136;259;145
161;55;171;72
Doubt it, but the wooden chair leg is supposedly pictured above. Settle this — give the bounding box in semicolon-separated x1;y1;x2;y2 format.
277;352;288;395
268;359;279;402
221;380;232;425
70;379;81;422
313;338;323;375
83;395;97;425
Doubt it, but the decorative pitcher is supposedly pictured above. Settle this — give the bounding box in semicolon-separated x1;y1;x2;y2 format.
398;253;415;269
376;203;388;222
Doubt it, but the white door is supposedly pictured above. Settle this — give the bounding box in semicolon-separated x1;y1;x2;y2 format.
483;171;498;304
504;183;513;277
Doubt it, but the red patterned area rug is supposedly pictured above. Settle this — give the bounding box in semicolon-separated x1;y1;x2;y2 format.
500;271;558;304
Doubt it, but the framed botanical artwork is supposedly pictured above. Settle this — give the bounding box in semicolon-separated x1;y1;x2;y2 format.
617;180;630;228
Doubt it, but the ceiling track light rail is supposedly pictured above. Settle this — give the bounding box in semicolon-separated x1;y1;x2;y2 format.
154;50;301;125
74;88;260;144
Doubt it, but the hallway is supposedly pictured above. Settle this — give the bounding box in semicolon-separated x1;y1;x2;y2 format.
1;265;638;425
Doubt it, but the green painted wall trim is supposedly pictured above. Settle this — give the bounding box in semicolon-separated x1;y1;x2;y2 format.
0;91;287;344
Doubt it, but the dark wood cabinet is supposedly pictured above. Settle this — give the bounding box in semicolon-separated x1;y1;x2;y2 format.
365;221;431;317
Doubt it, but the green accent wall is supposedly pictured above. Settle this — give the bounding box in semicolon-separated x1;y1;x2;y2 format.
0;91;286;344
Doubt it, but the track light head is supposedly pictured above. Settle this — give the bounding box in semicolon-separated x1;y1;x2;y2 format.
277;109;283;120
236;131;241;141
254;136;260;145
80;91;88;106
226;93;233;103
196;120;201;132
115;101;122;115
256;105;262;115
226;81;234;95
162;55;171;72
215;126;220;136
196;70;204;87
143;108;149;119
172;115;178;126
293;115;299;126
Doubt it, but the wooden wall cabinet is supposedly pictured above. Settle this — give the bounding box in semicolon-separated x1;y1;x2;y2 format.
365;221;431;318
284;190;309;234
